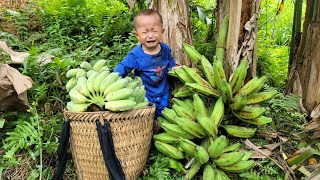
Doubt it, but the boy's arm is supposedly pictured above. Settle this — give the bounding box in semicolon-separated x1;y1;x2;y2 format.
113;54;137;77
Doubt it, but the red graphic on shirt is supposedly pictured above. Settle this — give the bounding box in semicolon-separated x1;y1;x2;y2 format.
149;66;166;82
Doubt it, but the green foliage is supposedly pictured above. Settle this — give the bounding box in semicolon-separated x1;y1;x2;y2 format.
257;0;305;91
138;149;184;180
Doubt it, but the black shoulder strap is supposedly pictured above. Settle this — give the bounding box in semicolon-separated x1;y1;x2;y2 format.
96;120;126;180
52;118;70;180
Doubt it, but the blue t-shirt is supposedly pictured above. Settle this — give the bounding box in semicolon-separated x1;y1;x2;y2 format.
114;42;176;97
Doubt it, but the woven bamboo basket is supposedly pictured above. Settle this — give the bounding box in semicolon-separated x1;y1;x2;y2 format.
63;104;155;180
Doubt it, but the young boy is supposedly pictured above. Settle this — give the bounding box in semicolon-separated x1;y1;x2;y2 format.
113;9;177;125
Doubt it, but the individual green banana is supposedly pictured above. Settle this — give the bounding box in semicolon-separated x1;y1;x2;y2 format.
127;80;139;89
92;59;107;71
203;163;216;180
193;94;208;116
219;78;233;103
66;101;90;112
212;59;226;90
250;76;268;94
66;77;77;92
105;88;134;101
172;98;194;113
76;77;92;98
86;70;96;78
219;160;255;173
208;135;228;159
93;71;109;96
154;141;184;160
174;68;194;83
239;115;273;125
161;107;178;124
182;65;211;87
232;106;266;120
103;77;131;96
221;125;257;138
160;122;195;139
86;71;100;96
200;55;216;88
214;151;245;167
223;142;242;153
196;114;218;139
69;87;90;104
168;159;186;173
179;138;197;157
236;76;267;96
246;90;278;105
185;83;220;97
153;132;180;144
229;92;248;111
210;97;224;127
172;85;194;97
172;104;196;121
66;68;85;78
215;15;229;62
215;168;231;180
158;117;171;124
132;85;146;103
98;66;110;73
76;70;87;79
200;136;214;151
104;99;136;112
80;61;92;71
242;151;253;160
184;161;202;180
132;99;149;109
99;72;120;95
229;58;248;94
174;117;206;138
182;42;201;68
194;145;209;164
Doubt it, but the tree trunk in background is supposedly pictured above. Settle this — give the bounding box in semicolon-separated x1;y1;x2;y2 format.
148;0;193;66
286;0;320;115
216;0;261;79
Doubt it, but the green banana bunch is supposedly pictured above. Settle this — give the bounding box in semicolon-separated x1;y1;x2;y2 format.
203;164;216;180
154;141;184;160
208;135;228;159
221;125;257;138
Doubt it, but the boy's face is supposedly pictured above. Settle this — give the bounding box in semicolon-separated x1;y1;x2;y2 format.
134;14;164;52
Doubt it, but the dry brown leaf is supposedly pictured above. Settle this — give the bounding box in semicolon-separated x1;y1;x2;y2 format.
263;142;282;151
0;41;29;64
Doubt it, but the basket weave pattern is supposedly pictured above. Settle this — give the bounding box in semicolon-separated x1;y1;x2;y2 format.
63;105;155;180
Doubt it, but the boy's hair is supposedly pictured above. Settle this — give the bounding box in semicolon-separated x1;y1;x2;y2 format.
134;9;163;28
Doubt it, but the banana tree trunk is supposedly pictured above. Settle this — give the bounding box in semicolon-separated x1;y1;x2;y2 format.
148;0;193;66
286;0;320;115
217;0;261;79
